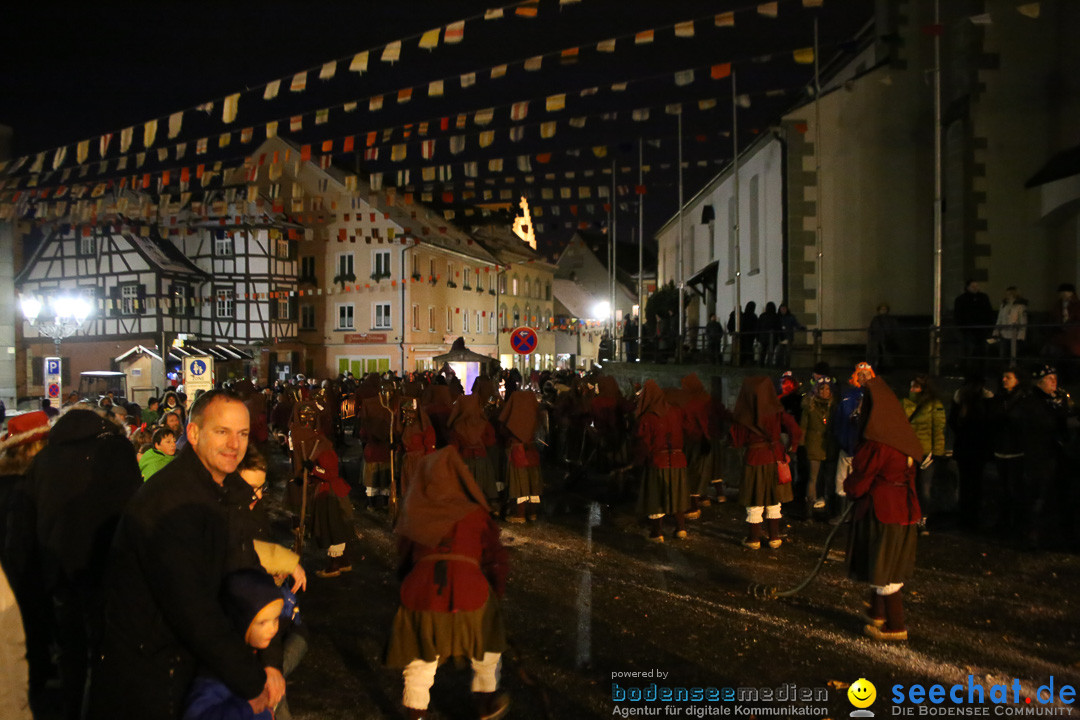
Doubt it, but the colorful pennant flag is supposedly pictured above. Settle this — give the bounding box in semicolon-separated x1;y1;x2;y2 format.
546;93;566;111
419;27;441;49
511;101;529;121
223;94;240;123
290;72;307;92
319;61;337;80
144;120;158;148
675;69;695;86
460;72;476;88
445;20;465;43
491;64;507;79
382;40;401;63
716;12;735;26
474;108;494;125
675;21;695;37
711;63;732;79
793;47;815;64
524;55;543;71
264;79;280;100
349;51;369;73
635;29;655;44
758;2;779;18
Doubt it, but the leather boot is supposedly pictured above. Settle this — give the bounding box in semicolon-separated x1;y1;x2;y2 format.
473;690;511;720
674;512;688;539
507;501;526;524
743;522;763;549
526;501;539;522
767;518;783;548
862;591;886;627
685;496;702;520
711;479;727;503
865;591;908;640
647;517;664;543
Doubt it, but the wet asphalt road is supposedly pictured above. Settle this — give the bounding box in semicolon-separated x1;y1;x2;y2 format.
272;441;1080;720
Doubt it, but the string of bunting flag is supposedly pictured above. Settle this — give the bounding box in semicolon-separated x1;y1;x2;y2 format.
0;0;827;181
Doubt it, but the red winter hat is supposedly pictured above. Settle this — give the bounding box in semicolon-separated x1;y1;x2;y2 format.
2;410;50;447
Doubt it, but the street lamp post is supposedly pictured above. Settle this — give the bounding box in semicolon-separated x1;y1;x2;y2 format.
19;292;93;396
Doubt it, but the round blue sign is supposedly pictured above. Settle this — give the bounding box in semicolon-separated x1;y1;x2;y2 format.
510;327;538;355
190;359;208;376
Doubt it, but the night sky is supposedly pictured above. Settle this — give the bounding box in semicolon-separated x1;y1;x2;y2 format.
0;1;873;256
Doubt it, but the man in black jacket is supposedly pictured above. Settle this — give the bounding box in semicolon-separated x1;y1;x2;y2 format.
88;390;283;719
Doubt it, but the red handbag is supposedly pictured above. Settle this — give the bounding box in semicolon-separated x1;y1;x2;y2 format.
776;455;793;484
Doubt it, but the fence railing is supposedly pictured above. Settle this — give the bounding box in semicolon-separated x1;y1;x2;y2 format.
604;321;1080;378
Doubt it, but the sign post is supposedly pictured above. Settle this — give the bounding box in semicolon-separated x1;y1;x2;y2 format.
183;356;215;397
44;356;62;402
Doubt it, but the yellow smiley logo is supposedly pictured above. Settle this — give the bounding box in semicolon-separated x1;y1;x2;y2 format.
848;678;877;709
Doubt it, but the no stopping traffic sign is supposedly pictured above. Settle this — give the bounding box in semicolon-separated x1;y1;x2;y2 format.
510;327;538;355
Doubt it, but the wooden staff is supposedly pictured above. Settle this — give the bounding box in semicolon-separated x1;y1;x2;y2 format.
293;438;321;555
379;392;398;521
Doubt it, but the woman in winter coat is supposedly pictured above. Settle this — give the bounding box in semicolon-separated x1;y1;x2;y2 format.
635;380;689;542
846;377;926;641
385;447;510;720
730;376;802;549
901;374;945;532
799;378;837;518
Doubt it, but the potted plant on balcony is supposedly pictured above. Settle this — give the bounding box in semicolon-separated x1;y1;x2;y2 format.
332;271;356;286
447;279;458;289
370;270;391;282
411;271;423;281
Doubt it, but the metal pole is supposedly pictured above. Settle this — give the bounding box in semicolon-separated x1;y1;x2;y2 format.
931;0;944;376
611;159;617;357
732;71;743;356
637;138;644;360
814;18;824;332
677;108;684;363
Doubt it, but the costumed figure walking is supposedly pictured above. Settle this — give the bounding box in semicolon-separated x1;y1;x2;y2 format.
358;386;397;509
448;394;501;512
845;377;926;641
498;390;543;523
398;399;437;503
677;373;714;518
730;376;802;549
289;402;352;577
385;447;510;720
635;380;690;542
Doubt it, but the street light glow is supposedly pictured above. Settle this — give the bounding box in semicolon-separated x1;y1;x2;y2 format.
19;295;42;323
592;301;611;320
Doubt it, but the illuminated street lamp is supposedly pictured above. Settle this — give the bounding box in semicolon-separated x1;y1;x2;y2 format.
20;291;93;358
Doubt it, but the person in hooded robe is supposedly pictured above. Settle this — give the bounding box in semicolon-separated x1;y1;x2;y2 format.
589;375;629;469
358;386;397;509
351;374;382;439
398;399;437;502
497;390;543;523
385;447;510;720
471;373;499;407
730;376;802;549
678;374;715;517
421;379;454;449
287;402;351;576
635;380;690;542
845;377;926;641
449;395;500;511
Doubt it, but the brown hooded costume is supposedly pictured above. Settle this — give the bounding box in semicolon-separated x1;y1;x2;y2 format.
386;447;508;667
359;395;395;499
497;390;543;518
678;373;714;500
397;403;437;502
448;395;499;503
845;377;923;587
730;376;802;508
635;380;690;538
